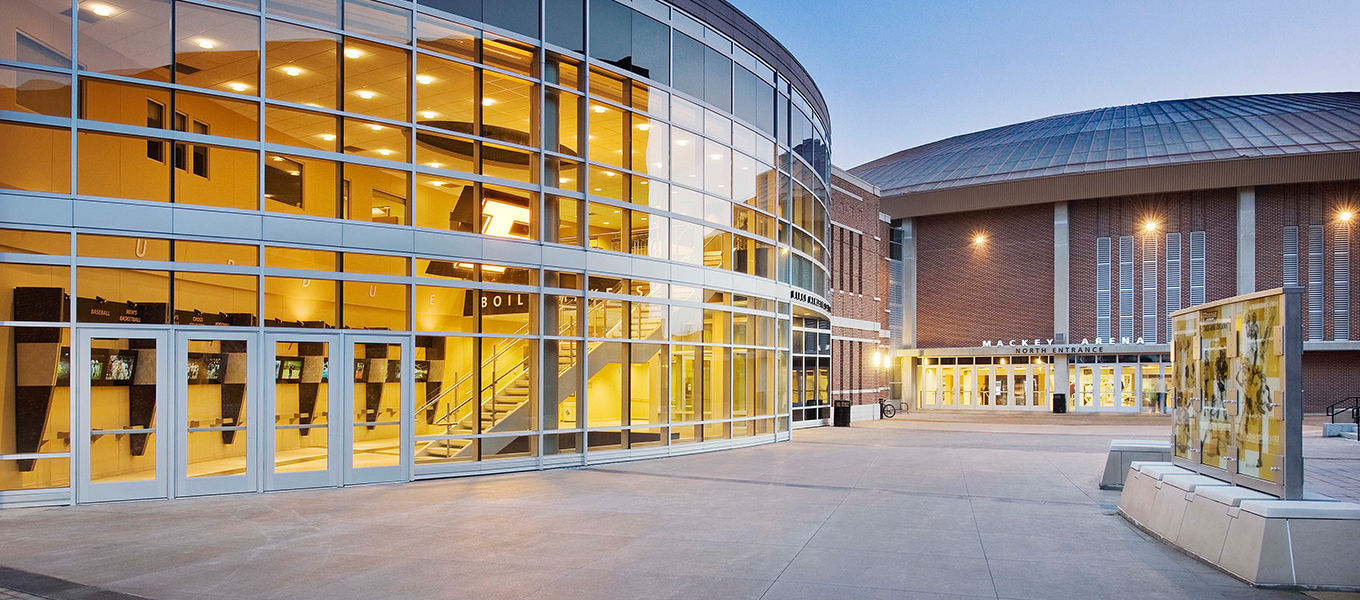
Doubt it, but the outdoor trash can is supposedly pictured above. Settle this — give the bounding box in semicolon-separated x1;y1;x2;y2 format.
1053;392;1067;414
833;400;852;427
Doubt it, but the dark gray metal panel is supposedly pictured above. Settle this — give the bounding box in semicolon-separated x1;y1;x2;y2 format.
878;150;1360;219
854;93;1360;197
674;0;830;135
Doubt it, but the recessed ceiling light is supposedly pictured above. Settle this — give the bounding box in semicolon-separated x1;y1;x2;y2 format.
592;106;608;113
228;83;249;92
344;48;363;59
560;177;571;183
355;90;375;99
87;3;115;16
196;39;216;49
416;74;434;85
377;149;392;156
283;66;303;77
369;124;383;131
320;134;336;141
420;111;437;119
428;162;442;168
482;98;496;106
637;123;650;131
675;140;689;146
430;181;445;187
271;156;283;162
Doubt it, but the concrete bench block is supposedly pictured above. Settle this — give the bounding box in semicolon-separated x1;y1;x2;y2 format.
1287;517;1360;588
1130;486;1360;589
1146;474;1224;541
1161;474;1227;493
1239;500;1360;519
1118;467;1161;527
1219;510;1294;585
1100;441;1173;490
1111;439;1172;451
1140;463;1194;480
1323;423;1357;437
1177;491;1240;563
1194;485;1275;508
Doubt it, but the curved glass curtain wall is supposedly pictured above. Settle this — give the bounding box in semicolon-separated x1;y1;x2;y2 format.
0;0;831;491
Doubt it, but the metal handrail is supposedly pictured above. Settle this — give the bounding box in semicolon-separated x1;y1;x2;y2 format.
414;302;666;447
1325;396;1360;424
415;301;591;416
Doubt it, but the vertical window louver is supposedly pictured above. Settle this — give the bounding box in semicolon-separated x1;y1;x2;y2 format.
1166;232;1181;340
1096;237;1111;341
1142;234;1158;342
1283;226;1299;287
1189;231;1206;306
1308;224;1325;341
1335;222;1350;340
1119;235;1135;339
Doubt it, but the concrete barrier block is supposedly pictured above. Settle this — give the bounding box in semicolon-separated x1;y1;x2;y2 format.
1176;493;1236;563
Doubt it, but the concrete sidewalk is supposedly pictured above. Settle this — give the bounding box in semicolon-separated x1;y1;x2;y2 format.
2;415;1356;600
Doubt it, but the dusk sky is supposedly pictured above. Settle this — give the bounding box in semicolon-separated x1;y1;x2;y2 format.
731;0;1360;169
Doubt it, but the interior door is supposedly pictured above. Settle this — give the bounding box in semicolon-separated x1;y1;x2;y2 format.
265;333;342;491
175;331;257;497
345;335;410;485
76;329;169;503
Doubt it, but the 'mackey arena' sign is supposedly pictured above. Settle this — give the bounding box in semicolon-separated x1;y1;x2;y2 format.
981;337;1159;354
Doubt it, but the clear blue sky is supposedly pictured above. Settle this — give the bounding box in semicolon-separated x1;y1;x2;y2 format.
731;0;1360;169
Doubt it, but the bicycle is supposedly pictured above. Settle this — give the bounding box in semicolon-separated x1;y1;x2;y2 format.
878;397;897;419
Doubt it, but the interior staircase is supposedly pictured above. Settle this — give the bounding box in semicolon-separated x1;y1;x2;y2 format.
415;301;666;461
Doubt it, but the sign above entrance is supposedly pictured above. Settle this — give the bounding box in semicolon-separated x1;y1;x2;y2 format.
983;337;1161;354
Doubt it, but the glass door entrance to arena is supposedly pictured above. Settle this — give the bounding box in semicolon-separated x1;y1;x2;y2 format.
914;354;1170;413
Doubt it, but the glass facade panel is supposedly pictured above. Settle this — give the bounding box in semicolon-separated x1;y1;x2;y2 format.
266;21;339;109
79;0;173;83
0;0;833;498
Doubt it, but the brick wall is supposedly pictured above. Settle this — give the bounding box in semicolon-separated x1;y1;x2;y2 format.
1304;351;1360;413
1068;189;1237;343
1257;181;1360;339
829;172;891;405
915;203;1054;348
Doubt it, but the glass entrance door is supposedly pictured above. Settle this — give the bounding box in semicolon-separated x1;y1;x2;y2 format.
266;333;341;490
940;367;956;406
1077;366;1095;409
1118;365;1138;412
1013;367;1029;407
76;329;169;503
175;332;258;496
346;336;409;485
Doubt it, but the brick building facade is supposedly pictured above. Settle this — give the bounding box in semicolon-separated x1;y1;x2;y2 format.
848;94;1360;414
828;168;891;407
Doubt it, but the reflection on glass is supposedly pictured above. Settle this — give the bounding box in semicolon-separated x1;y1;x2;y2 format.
79;0;172;82
265;21;339;109
175;3;259;96
342;38;408;121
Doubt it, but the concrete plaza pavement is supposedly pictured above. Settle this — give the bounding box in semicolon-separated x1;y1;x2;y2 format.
1;413;1357;600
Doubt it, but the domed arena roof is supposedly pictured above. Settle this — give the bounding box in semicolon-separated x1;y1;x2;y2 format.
851;92;1360;197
